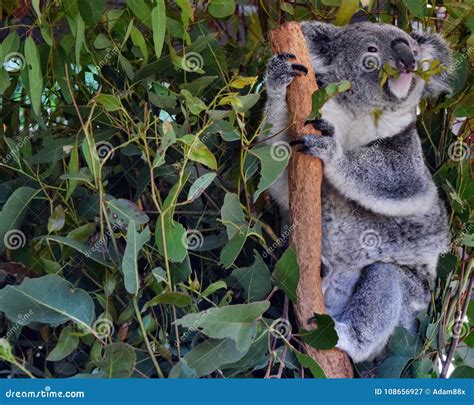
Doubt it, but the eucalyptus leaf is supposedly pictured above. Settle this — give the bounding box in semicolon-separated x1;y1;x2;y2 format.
0;275;95;328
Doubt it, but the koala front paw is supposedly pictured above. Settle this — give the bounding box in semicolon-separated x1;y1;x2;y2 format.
266;53;308;95
304;118;335;137
291;133;336;161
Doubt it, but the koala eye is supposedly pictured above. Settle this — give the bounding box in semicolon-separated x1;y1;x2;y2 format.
367;46;378;53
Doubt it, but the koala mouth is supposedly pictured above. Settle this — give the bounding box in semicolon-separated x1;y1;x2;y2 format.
387;72;414;99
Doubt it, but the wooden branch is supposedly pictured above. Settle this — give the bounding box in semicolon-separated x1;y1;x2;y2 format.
269;22;353;378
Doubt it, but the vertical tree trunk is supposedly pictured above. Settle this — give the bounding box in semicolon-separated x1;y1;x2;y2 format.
269;22;353;378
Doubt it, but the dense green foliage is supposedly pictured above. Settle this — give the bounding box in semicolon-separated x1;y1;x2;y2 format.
0;0;472;378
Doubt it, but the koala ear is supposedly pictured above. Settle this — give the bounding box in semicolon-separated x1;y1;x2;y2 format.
411;32;453;98
301;22;338;73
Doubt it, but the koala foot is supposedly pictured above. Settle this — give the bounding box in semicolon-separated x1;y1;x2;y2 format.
266;53;308;95
290;133;336;161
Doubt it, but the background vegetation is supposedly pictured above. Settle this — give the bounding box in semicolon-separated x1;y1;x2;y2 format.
0;0;472;378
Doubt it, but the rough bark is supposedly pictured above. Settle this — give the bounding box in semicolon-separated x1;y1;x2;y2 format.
269;22;353;378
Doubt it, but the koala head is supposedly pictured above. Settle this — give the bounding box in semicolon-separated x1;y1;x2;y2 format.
301;22;452;113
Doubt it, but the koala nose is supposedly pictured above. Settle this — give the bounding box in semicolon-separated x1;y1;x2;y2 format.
391;40;416;72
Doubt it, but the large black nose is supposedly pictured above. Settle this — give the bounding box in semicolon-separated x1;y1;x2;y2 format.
391;39;416;72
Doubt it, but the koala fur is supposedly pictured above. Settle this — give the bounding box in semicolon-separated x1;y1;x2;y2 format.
263;22;451;363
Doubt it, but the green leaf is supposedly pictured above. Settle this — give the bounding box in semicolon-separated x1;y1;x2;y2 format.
229;252;271;301
122;220;151;295
181;89;208;115
48;204;66;233
127;0;151;27
402;0;428;19
220;231;247;269
272;246;299;304
170;338;245;377
46;326;79;361
450;366;474;378
187;173;216;201
95;343;136;378
294;350;326;378
334;0;359;26
310;81;351;119
40;235;113;268
130;25;149;63
96;94;122;112
65;144;79;200
0;186;40;252
151;0;166;60
78;0;106;25
250;145;290;202
202;280;227;297
208;0;236;18
73;14;85;64
174;301;269;351
221;193;246;240
152;267;167;283
144;292;192;309
155;214;187;263
377;356;410;377
106;198;149;228
0;275;95;328
299;314;339;350
182;134;217;170
24;37;43;115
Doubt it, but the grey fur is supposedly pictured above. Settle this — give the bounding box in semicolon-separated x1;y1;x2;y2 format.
262;22;451;363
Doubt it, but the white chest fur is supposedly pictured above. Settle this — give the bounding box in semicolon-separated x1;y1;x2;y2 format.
321;100;417;150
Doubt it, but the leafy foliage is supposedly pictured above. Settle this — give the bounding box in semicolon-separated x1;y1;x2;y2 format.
0;0;472;379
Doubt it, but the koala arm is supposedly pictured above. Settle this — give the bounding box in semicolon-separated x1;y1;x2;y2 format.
299;123;438;216
262;53;309;145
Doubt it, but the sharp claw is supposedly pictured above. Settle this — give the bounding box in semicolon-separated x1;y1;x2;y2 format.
291;63;308;75
278;52;296;60
290;139;305;146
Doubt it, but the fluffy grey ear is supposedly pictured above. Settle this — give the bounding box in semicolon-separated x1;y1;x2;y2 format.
301;22;339;73
411;32;453;98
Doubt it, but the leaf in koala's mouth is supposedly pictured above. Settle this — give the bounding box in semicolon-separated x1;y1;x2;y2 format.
388;72;413;99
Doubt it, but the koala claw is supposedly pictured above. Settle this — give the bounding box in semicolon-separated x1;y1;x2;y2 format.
277;52;296;60
290;63;308;76
304;118;335;136
266;55;309;92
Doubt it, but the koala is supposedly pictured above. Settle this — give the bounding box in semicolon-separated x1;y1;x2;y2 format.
262;22;452;363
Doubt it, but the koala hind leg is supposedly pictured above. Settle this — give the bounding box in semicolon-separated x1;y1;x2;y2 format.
333;262;402;363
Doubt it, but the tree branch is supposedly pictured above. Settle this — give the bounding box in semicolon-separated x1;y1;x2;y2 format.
269;21;353;378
